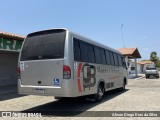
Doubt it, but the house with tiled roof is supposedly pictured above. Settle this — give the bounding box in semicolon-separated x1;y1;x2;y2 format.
128;60;154;75
118;48;141;77
138;61;155;72
0;30;25;87
118;48;141;59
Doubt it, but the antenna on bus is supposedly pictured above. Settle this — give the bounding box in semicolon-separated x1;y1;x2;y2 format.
121;24;125;48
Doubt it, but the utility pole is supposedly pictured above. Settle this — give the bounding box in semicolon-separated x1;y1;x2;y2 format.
121;24;125;48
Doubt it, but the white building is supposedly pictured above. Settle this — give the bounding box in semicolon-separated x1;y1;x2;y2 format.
118;48;141;77
137;61;155;73
127;60;155;74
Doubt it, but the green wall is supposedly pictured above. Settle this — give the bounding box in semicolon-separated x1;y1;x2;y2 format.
0;37;23;51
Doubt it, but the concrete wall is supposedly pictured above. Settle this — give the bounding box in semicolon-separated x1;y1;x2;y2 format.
0;51;19;86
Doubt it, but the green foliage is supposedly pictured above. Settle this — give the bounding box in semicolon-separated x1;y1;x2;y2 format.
156;60;160;68
150;51;158;63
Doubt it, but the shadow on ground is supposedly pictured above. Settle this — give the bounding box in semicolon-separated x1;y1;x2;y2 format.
146;75;159;79
0;92;26;101
22;89;129;117
129;76;144;79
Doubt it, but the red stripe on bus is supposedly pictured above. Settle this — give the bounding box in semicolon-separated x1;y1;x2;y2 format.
77;63;82;92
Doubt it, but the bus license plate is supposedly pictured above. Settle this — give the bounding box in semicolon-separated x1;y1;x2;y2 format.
34;89;45;93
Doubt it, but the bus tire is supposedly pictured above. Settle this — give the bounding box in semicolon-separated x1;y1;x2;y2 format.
145;75;149;79
54;97;62;100
93;84;104;102
120;79;126;91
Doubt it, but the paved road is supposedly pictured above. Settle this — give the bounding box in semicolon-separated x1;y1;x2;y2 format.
0;76;160;120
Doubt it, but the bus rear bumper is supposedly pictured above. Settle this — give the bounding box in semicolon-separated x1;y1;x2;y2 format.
18;79;73;97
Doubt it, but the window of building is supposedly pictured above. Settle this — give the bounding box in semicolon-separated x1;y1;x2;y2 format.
131;67;135;70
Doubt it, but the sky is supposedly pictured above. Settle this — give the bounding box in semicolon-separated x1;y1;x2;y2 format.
0;0;160;60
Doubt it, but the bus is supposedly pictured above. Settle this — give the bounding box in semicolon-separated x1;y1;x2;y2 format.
18;28;128;102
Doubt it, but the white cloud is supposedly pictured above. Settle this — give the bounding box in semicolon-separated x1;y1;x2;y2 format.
142;48;148;51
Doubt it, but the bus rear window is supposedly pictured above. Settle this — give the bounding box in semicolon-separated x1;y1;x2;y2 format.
20;30;66;61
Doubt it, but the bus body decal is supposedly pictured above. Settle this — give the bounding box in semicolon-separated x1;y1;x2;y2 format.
77;63;83;92
82;64;96;91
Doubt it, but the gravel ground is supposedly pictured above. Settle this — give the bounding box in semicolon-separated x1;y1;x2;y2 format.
0;76;160;120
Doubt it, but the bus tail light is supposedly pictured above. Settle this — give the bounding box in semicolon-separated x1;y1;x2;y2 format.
18;67;21;79
63;65;71;79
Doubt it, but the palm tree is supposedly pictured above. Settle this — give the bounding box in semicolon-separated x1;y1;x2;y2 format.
150;51;158;65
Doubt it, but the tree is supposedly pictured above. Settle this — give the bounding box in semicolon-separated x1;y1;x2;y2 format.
150;51;158;65
156;60;160;68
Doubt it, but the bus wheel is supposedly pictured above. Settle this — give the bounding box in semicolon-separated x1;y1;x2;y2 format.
120;82;126;91
146;75;149;79
93;84;104;102
54;97;62;100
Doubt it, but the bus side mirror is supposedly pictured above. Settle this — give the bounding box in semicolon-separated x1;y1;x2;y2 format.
122;62;128;70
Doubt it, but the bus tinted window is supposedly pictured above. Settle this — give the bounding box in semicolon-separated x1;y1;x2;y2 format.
21;30;66;61
113;53;118;66
100;49;106;64
105;50;111;65
118;55;122;66
87;44;95;63
79;41;88;62
73;39;81;61
109;52;114;65
94;46;101;64
122;57;125;63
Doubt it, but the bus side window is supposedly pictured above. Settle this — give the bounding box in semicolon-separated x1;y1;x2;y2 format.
73;39;81;61
79;41;88;62
109;52;115;66
105;50;111;65
122;57;127;68
118;55;122;66
87;44;95;63
113;53;118;66
94;46;102;64
100;48;106;64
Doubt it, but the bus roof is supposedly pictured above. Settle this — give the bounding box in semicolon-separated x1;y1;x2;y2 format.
27;28;122;55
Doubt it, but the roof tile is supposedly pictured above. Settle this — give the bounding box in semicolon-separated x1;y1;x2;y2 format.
118;48;136;55
0;31;25;40
118;48;141;58
137;61;154;65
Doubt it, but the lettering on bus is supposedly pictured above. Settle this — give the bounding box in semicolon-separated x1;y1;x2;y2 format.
97;67;119;74
0;38;23;51
82;64;96;91
97;67;109;74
